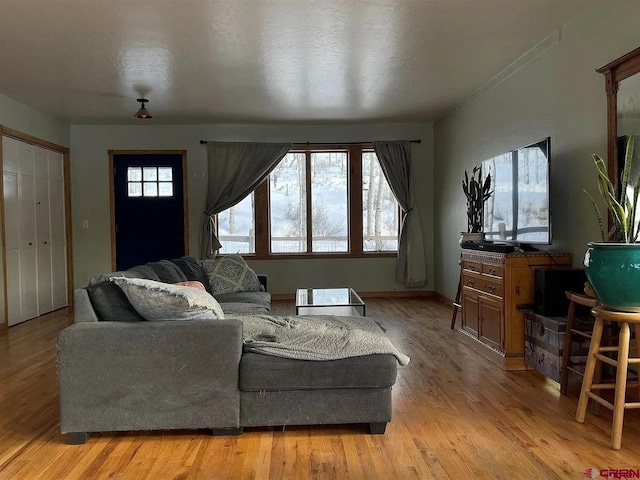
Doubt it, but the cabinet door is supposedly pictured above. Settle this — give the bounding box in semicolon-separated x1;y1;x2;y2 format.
16;141;34;176
34;147;49;179
462;288;480;337
479;296;503;351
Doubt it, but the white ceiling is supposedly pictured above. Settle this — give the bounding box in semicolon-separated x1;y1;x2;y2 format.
0;0;608;125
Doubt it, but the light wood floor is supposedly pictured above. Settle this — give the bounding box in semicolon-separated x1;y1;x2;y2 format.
1;298;639;479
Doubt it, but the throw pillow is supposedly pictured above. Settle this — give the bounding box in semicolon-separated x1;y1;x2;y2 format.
203;254;264;295
111;277;225;321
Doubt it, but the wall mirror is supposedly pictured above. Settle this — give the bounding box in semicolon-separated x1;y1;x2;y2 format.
597;46;640;184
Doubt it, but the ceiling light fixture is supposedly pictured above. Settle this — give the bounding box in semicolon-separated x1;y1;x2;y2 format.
134;98;153;119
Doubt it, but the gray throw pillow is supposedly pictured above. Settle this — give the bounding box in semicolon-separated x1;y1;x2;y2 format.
111;277;225;321
203;255;264;295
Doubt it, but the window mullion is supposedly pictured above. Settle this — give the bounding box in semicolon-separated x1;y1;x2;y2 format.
349;145;363;255
305;150;312;253
254;180;269;255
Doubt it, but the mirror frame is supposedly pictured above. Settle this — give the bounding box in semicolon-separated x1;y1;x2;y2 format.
597;46;640;182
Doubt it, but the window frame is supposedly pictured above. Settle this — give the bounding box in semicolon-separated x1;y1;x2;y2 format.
222;144;399;260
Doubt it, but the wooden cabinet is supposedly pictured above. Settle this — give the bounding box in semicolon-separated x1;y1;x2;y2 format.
460;249;571;370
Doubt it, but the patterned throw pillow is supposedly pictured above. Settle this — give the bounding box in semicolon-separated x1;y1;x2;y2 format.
203;255;264;295
111;277;225;321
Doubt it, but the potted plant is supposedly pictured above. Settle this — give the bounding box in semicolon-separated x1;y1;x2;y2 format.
461;165;492;243
584;135;640;310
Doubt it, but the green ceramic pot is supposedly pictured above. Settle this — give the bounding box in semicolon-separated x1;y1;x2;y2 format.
584;242;640;312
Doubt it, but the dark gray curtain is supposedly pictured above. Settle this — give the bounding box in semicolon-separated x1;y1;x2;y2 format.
373;140;427;287
200;141;292;258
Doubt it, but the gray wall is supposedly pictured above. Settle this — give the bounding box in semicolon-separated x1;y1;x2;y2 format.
70;123;434;294
433;4;640;301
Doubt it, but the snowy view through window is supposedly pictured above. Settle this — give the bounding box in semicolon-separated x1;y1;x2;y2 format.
217;149;399;254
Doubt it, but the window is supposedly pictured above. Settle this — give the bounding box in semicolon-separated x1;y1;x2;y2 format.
362;151;400;251
217;193;256;254
217;145;400;257
127;166;173;197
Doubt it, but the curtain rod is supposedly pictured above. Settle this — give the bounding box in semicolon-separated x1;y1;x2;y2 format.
199;139;421;145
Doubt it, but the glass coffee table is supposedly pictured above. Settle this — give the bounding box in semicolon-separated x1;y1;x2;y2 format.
295;287;366;316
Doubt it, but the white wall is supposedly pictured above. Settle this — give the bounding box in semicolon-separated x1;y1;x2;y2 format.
433;3;640;301
0;93;69;147
70;123;433;294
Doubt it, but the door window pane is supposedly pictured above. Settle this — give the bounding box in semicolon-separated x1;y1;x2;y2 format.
311;152;348;252
143;182;158;197
128;182;142;197
158;167;173;181
128;167;142;181
158;182;173;197
217;193;255;254
362;152;399;251
143;167;157;181
270;153;307;253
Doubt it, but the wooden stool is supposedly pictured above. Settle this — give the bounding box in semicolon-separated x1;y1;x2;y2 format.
575;306;640;450
560;291;598;395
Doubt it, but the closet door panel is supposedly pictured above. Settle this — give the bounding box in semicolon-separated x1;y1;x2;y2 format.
34;147;48;179
50;180;65;246
18;174;36;248
48;151;63;181
37;246;53;315
20;247;38;322
35;176;51;246
3;136;19;174
17;142;34;176
3;172;19;250
6;249;21;326
52;244;67;310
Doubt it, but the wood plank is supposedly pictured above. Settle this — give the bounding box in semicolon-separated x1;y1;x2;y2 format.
1;298;639;479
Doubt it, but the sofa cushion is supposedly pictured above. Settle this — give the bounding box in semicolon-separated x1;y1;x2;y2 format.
146;260;188;283
111;277;225;321
204;255;264;295
216;291;271;314
87;271;149;322
239;352;397;391
170;256;212;294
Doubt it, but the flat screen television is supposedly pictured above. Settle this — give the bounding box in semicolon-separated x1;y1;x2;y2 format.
481;137;551;246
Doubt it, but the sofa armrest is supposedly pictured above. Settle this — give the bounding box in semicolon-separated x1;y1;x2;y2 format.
257;274;268;292
58;319;243;437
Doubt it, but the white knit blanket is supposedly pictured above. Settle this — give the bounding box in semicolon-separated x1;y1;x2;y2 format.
235;314;410;366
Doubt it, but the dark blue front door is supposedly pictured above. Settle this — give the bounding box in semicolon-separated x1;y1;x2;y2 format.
114;153;185;270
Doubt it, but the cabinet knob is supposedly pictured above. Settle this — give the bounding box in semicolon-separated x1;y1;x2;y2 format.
44;241;48;245
489;268;496;275
467;280;475;287
28;242;32;246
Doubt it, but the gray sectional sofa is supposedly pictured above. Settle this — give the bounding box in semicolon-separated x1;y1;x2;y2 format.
57;256;402;444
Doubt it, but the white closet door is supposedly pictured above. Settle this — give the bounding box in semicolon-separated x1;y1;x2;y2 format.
6;250;21;326
3;172;19;250
35;176;51;246
49;179;65;246
48;151;63;181
18;174;36;249
3;137;18;174
17;141;34;176
34;147;48;179
20;247;38;322
37;246;53;315
52;245;67;310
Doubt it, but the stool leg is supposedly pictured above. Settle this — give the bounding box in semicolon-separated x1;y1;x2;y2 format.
612;322;631;450
560;300;576;395
576;318;604;423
